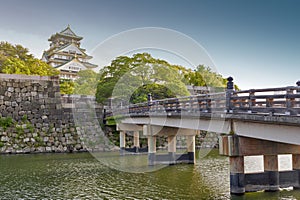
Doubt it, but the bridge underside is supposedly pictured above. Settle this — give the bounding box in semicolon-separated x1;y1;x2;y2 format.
117;123;197;165
120;114;300;145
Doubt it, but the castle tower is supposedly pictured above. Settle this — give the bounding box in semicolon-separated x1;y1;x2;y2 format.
42;25;97;80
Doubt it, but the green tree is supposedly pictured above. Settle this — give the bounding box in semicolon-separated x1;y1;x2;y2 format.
1;57;59;76
59;79;75;95
96;53;239;105
130;83;176;104
74;69;99;95
96;53;190;104
0;41;32;65
0;41;59;76
183;65;225;87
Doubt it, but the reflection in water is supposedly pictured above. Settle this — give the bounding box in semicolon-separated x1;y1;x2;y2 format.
0;150;299;199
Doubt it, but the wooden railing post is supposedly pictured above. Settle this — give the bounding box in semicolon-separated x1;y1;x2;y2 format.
286;88;295;115
248;90;255;113
206;96;211;112
296;81;300;111
226;77;234;113
189;96;194;112
155;100;158;112
296;81;300;89
147;93;152;112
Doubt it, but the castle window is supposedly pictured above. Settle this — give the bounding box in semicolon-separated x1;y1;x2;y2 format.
69;66;80;71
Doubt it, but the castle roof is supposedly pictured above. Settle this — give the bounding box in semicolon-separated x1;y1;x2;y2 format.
56;42;87;56
48;25;83;41
55;57;97;71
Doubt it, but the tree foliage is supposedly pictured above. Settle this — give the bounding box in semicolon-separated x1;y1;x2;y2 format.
183;65;226;87
0;41;59;76
96;53;237;105
74;69;99;95
182;65;239;90
59;79;75;95
59;69;100;95
96;53;190;104
130;83;176;104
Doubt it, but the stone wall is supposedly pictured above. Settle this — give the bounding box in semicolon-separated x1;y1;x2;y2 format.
0;74;108;154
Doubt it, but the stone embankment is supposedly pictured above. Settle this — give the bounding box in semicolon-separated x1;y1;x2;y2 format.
0;74;111;154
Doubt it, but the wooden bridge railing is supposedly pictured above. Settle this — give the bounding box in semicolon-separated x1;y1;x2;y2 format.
106;78;300;118
230;86;300;115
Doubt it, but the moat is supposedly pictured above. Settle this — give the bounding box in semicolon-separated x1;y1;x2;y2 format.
1;150;300;200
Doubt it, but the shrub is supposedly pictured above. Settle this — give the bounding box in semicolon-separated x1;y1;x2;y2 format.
0;117;13;131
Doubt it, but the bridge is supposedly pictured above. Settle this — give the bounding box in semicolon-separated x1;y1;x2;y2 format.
105;78;300;194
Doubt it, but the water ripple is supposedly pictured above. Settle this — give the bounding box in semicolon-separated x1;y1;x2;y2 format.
0;151;300;199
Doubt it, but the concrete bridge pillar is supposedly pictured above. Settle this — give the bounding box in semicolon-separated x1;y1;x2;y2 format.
142;125;197;165
186;135;195;164
292;154;300;189
264;155;279;191
220;135;300;194
168;135;177;165
143;124;157;165
117;123;143;154
119;131;126;155
230;156;245;194
133;131;140;153
148;135;157;166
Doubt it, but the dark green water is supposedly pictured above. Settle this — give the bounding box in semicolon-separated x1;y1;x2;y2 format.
1;150;300;200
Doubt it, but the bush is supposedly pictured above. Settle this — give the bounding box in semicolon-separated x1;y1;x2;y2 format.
0;117;13;131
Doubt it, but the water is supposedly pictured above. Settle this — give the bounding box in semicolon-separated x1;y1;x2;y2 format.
0;150;300;199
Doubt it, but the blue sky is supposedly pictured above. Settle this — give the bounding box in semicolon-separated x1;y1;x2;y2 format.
0;0;299;89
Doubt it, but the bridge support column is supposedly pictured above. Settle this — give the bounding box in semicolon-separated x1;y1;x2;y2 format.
186;135;195;164
119;131;126;155
148;135;156;166
220;135;300;194
264;155;279;192
230;156;245;194
133;131;140;153
168;135;176;165
293;154;300;189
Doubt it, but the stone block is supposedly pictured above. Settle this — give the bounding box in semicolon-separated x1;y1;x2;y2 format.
15;88;20;93
1;136;9;142
6;107;13;112
45;147;52;152
43;137;49;142
75;144;82;150
4;101;11;106
5;91;12;97
31;91;37;97
23;147;30;153
7;87;14;92
0;105;6;111
37;147;45;152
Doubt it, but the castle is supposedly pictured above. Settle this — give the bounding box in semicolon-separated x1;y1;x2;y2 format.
42;25;97;80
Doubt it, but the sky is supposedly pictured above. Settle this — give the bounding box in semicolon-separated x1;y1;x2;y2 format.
0;0;300;89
